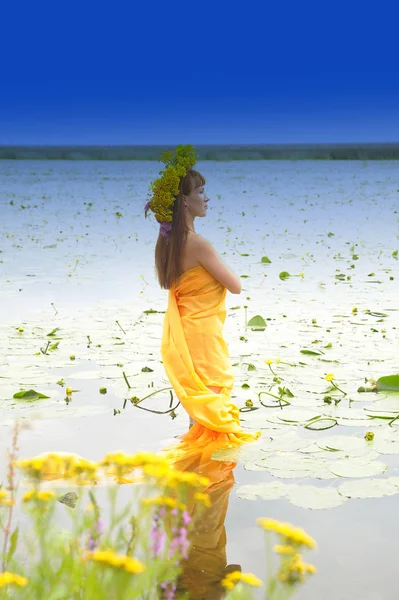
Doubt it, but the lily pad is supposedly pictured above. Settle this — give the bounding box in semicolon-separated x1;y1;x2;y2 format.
236;481;293;501
286;485;348;509
338;478;399;499
247;315;267;331
13;389;50;401
376;375;399;392
330;459;387;478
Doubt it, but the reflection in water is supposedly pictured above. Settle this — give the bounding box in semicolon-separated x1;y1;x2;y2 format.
169;449;240;600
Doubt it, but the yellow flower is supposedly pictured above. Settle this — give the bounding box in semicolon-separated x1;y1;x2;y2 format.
274;544;296;554
100;451;168;477
257;518;316;549
0;572;28;588
277;553;316;585
16;453;97;482
325;373;334;382
194;492;211;507
352;307;358;313
276;358;281;364
143;464;209;489
299;272;304;278
17;327;24;332
265;359;273;365
65;387;73;395
141;496;186;511
221;571;263;590
0;490;13;506
22;490;56;503
365;431;374;441
83;550;145;574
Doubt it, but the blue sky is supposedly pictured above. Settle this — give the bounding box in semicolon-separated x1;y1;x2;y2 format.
1;0;398;144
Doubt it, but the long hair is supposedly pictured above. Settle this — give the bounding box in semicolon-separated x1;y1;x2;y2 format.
155;169;205;289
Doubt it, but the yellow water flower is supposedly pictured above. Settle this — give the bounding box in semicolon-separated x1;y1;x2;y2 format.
257;518;316;549
141;496;186;511
0;572;28;588
143;464;209;488
277;553;316;585
365;431;374;441
65;387;73;395
221;571;263;590
299;272;304;278
265;359;273;365
352;307;358;313
325;373;334;382
22;490;56;503
17;327;24;332
84;550;145;574
274;544;296;554
0;489;13;506
100;451;168;477
194;492;211;507
16;453;97;482
276;358;281;364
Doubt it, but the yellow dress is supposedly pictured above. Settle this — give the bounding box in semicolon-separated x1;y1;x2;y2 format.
161;264;260;460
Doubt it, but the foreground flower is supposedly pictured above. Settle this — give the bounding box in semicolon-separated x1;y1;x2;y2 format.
277;553;316;585
16;453;97;482
274;544;296;555
100;451;168;477
83;550;145;574
325;373;334;382
221;571;263;590
365;431;375;441
194;492;211;507
141;496;186;511
22;490;56;503
0;572;28;588
257;518;316;549
0;489;13;506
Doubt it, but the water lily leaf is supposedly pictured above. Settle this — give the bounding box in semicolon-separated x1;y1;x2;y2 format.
317;435;372;456
286;485;348;509
376;375;399;392
46;328;60;337
247;315;267;331
338;478;399;499
330;459;387;478
279;271;290;280
236;481;293;501
261;256;271;264
13;389;50;400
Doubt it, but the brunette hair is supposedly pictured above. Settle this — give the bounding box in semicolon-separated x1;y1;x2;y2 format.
155;169;205;289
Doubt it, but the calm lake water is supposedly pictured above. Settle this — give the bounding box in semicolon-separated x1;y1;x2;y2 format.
1;159;399;599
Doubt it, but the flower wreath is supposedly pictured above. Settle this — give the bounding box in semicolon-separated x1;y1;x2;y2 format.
144;144;197;242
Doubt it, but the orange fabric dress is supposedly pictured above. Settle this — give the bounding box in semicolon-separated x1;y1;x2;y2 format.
161;265;260;461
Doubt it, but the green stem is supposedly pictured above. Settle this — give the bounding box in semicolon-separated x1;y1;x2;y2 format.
332;381;346;395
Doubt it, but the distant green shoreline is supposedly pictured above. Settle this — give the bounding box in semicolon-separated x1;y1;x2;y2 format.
1;143;399;160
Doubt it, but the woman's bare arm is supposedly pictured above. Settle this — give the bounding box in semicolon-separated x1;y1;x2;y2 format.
193;234;242;294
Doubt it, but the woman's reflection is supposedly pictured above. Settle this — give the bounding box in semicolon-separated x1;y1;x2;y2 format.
170;450;241;599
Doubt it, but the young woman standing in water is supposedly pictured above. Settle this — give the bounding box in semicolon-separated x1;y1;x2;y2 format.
145;145;260;457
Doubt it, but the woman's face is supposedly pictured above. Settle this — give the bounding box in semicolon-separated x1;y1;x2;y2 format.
184;184;209;218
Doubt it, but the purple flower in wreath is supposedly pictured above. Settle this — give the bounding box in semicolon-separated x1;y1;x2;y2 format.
160;222;173;242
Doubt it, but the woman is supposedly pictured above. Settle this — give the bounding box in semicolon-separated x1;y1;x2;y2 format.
145;145;260;459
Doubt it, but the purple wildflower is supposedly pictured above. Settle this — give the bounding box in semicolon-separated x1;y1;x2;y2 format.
144;201;151;217
150;510;166;557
